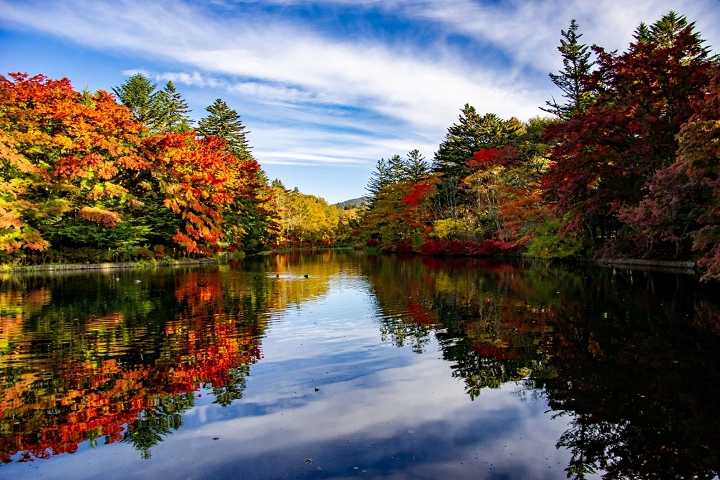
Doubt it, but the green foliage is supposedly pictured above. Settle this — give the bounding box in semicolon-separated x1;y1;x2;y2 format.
433;105;522;178
112;73;167;132
159;81;194;133
542;19;595;120
366;157;392;197
404;149;430;183
197;98;252;159
524;218;583;259
366;150;430;199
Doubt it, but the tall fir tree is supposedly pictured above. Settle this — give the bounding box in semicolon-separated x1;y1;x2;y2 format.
159;81;193;133
405;149;430;183
387;154;406;183
366;158;392;198
433;105;518;178
197;99;251;159
542;19;595;120
112;73;166;131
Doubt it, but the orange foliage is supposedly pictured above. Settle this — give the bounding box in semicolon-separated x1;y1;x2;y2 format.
144;133;262;252
0;275;264;463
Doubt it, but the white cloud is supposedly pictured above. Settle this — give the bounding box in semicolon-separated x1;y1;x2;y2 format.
0;0;547;126
385;0;720;72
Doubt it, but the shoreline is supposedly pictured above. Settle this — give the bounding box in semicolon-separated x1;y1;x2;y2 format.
1;258;226;274
1;252;700;277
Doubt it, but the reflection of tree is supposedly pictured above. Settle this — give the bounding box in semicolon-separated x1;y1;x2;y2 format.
1;253;343;463
124;393;194;460
211;365;250;407
0;268;267;463
361;255;720;478
542;269;720;480
432;290;552;399
360;255;555;397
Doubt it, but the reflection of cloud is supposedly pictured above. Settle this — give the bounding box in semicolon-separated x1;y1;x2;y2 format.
0;262;580;479
24;351;573;479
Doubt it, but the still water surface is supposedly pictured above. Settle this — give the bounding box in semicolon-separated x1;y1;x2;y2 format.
1;251;719;479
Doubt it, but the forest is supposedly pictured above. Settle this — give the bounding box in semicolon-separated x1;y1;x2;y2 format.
359;12;720;280
1;11;719;278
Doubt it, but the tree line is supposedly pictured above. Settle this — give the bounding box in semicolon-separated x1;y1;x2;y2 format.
3;10;719;279
357;11;720;280
0;73;348;263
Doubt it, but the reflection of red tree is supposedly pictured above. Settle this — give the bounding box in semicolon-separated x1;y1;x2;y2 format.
406;302;437;325
470;342;520;360
0;275;264;464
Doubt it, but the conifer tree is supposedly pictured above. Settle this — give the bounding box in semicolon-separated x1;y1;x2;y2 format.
433;105;516;178
159;81;193;133
542;19;595;120
197;99;251;159
405;149;430;183
366;158;392;198
112;73;166;131
388;154;405;183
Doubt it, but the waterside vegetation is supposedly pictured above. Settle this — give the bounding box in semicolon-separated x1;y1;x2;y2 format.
2;11;720;278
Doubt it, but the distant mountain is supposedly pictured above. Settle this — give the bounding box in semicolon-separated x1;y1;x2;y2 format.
334;197;368;209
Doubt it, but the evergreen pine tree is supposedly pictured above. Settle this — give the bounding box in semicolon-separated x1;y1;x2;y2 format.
405;149;430;183
112;73;166;131
366;158;392;198
387;154;406;183
197;99;251;159
541;19;595;120
648;11;691;47
433;105;514;177
159;81;193;133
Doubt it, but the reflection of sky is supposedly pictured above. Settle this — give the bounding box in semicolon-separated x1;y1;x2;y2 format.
3;271;594;479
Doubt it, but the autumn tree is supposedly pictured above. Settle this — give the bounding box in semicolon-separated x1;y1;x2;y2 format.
679;71;720;279
543;12;716;254
619;70;720;277
270;186;341;246
143;132;262;254
361;177;438;251
0;73;151;260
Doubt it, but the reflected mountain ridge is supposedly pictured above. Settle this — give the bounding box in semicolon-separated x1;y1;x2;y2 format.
0;252;718;479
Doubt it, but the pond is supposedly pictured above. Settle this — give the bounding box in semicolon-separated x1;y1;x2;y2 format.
1;251;719;479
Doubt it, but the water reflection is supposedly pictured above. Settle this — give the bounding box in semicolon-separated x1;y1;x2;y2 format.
1;252;719;479
359;255;720;479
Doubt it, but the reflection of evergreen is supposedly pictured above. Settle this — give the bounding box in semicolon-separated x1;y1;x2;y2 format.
544;269;720;480
211;364;250;407
124;392;194;459
378;317;433;353
360;254;553;399
432;292;547;399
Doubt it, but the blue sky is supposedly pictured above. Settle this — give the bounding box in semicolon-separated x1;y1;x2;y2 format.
1;0;719;204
